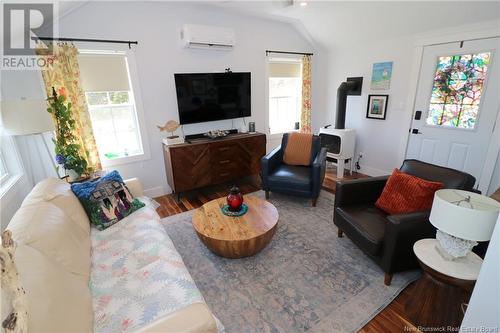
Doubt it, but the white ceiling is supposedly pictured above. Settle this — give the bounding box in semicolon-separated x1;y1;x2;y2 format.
55;1;500;50
210;1;500;50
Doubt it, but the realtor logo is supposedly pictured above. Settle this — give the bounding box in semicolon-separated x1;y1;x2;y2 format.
3;3;54;55
1;2;57;70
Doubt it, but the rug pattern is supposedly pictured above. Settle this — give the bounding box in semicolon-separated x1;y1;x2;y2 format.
161;191;419;333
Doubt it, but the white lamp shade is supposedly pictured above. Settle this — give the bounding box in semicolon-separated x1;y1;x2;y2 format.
1;100;55;135
430;189;500;241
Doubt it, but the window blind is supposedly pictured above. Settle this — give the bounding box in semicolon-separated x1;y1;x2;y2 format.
78;54;130;92
269;62;301;78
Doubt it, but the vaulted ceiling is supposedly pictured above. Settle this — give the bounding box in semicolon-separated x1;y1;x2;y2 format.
55;1;500;51
211;1;500;50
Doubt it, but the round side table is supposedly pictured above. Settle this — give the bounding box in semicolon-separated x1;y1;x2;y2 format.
405;239;482;329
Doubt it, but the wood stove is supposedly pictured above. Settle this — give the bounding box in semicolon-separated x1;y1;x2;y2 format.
319;128;356;178
319;77;362;178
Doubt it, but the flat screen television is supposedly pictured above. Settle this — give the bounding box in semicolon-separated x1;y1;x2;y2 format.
174;72;251;125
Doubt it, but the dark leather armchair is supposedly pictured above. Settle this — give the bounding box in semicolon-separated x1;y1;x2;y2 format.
334;159;476;285
261;133;327;206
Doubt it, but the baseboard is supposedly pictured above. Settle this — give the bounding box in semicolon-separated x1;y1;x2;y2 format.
359;165;390;177
144;186;169;198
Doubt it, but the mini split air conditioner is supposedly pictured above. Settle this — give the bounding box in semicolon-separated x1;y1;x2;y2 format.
181;24;235;51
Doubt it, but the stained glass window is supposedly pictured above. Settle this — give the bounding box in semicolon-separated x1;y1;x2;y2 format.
426;52;490;129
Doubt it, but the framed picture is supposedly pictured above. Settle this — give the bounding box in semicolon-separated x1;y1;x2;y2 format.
370;62;393;90
366;95;389;120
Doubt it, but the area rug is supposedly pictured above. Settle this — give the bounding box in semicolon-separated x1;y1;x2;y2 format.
160;190;419;333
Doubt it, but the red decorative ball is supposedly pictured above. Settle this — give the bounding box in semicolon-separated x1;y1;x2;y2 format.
227;186;244;212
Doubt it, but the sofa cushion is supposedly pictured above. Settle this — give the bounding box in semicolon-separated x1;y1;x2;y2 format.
15;244;93;333
268;165;311;191
21;177;90;233
375;168;443;215
71;170;145;231
8;201;91;277
335;204;388;256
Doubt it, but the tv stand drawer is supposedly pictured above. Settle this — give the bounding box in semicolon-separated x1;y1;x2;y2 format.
212;171;236;184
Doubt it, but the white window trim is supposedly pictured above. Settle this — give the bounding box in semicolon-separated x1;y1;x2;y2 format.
266;56;303;138
0;151;9;185
79;48;151;168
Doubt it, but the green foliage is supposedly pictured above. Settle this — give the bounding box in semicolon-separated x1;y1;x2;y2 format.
109;91;129;104
47;87;89;176
86;91;129;106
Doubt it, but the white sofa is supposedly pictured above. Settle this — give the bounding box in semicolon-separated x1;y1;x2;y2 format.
6;177;219;333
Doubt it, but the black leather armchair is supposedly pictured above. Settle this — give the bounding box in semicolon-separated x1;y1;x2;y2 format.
261;133;327;206
334;159;476;285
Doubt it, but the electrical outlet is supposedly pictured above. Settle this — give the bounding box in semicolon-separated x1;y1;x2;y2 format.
355;152;363;171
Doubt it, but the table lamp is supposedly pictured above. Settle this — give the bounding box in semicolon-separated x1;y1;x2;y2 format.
1;99;54;136
429;189;500;260
1;99;57;176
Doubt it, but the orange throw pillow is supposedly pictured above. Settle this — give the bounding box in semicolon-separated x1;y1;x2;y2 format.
283;132;313;166
375;169;444;215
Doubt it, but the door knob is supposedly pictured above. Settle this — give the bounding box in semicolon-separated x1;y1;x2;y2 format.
412;129;423;134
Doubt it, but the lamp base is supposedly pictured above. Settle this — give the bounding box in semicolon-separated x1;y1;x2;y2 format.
435;230;477;260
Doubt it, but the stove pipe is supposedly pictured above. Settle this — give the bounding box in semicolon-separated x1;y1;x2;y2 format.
335;77;363;129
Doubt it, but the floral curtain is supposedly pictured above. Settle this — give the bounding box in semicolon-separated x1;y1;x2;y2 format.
36;43;102;171
300;55;312;134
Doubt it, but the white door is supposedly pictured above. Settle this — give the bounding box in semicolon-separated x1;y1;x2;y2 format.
406;38;500;191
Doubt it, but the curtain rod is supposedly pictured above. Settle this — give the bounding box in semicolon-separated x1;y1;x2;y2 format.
266;50;313;56
31;36;138;49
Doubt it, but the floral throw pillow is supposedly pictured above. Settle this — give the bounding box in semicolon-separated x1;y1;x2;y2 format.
71;171;145;230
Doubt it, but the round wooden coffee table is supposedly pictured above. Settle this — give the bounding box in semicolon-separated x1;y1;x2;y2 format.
192;195;279;258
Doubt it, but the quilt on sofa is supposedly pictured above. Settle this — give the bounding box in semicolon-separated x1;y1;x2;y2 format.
90;204;205;333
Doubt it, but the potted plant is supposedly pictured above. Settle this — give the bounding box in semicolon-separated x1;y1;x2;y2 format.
47;87;89;181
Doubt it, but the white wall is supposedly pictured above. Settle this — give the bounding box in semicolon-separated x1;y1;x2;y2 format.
461;214;500;330
1;68;45;227
53;1;321;196
0;135;32;230
0;176;31;230
489;154;500;195
326;37;416;176
326;23;500;180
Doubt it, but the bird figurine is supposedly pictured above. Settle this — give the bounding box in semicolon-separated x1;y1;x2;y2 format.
157;120;180;138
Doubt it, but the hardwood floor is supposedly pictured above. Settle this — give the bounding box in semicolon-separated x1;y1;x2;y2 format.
360;282;418;333
155;175;263;218
155;164;368;218
154;163;418;333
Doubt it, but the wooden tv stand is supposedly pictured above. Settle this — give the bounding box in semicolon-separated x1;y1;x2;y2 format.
163;132;266;196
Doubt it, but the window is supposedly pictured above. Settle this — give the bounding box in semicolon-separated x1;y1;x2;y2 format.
268;60;302;134
85;91;143;160
0;151;9;185
426;52;490;130
79;51;146;165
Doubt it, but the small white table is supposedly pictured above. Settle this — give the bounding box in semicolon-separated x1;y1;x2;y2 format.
414;238;482;280
405;239;483;329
